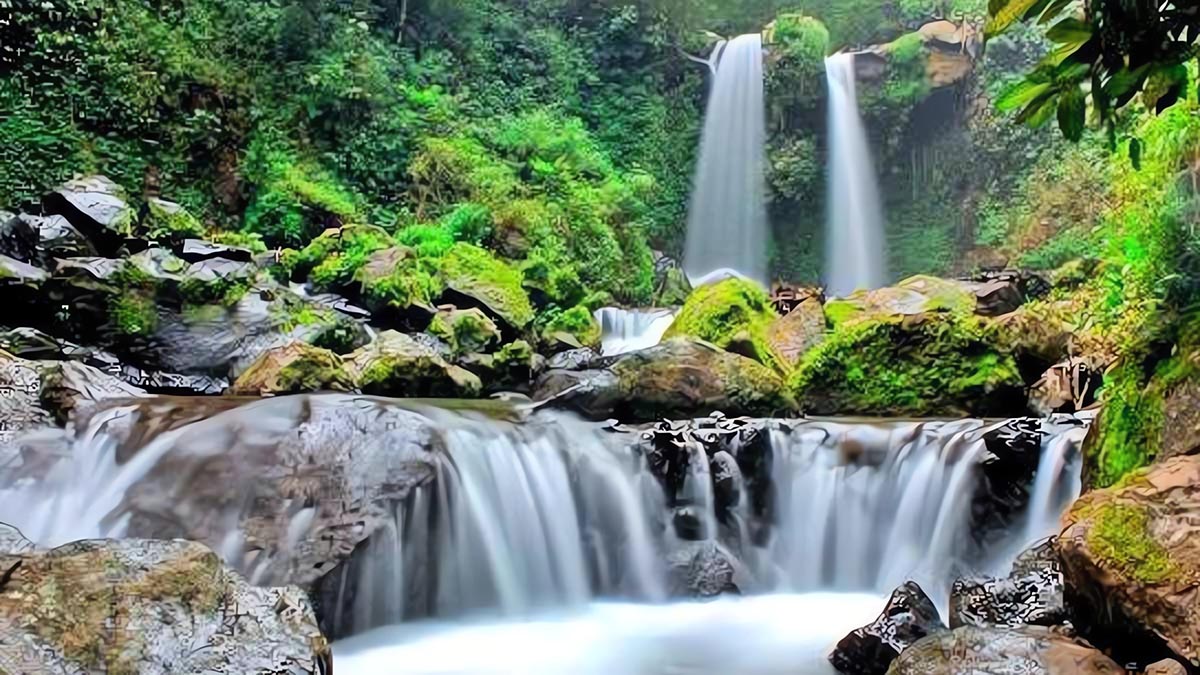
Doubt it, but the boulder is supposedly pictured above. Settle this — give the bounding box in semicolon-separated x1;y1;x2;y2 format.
230;342;354;396
0;537;331;674
437;243;534;330
887;626;1124;675
0;254;49;288
346;330;482;397
1058;455;1200;668
36;359;149;424
824;275;975;327
1145;660;1188;675
666;540;742;598
950;538;1068;629
830;581;945;675
24;213;95;259
141;198;205;244
1029;357;1104;416
0;211;40;263
765;296;825;367
0;523;33;555
42;175;134;254
1160;368;1200;462
428;306;501;355
665;277;787;373
545;347;603;371
534;339;795;421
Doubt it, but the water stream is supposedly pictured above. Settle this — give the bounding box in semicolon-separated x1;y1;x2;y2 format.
594;307;677;356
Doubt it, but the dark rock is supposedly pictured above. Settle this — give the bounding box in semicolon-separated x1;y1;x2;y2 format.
345;330;481;397
666;540;742;598
950;538;1068;629
183;257;257;285
1160;372;1200;463
546;347;602;371
42;175;134;254
672;506;705;540
0;211;40;263
829;581;945;675
972;418;1046;549
180;238;254;263
25;213;95;259
1029;357;1104;416
710;450;742;517
888;625;1125;675
532;368;623;419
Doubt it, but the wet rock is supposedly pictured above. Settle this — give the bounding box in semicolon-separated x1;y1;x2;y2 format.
824;275;975;327
0;211;40;263
1029;357;1103;416
36;359;149;424
1145;659;1188;675
0;538;331;674
230;342;354;396
1160;372;1200;463
652;251;691;306
428;306;501;355
671;506;705;540
666;540;742;598
0;254;49;288
950;538;1068;629
971;418;1046;546
346;330;481;397
117;395;440;589
764;296;825;367
0;326;79;360
25;213;95;259
42;175;134;254
545;347;602;371
536;339;793;422
710;450;742;517
830;581;945;675
438;243;534;331
1058;455;1200;668
888;625;1124;674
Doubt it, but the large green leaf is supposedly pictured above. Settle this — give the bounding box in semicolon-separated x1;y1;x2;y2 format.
996;80;1052;111
1057;85;1086;141
1045;17;1092;43
987;0;1043;35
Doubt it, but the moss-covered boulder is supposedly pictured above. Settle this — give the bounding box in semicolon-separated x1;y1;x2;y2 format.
438;243;534;330
824;275;976;328
1058;456;1200;668
428;307;501;355
142;198;205;244
665;278;788;373
790;313;1025;417
765;297;826;368
356;246;439;320
0;537;331;674
346;330;481;397
229;342;353;396
542;305;601;349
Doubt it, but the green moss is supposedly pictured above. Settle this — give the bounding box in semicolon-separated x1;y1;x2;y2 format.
285;224;394;290
143;199;205;243
665;278;787;373
206;230;268;254
359;256;441;313
178;275;250;307
542;305;600;348
438;243;534;328
1087;502;1177;585
275;353;353;393
107;263;159;337
429;308;501;355
789;313;1024;416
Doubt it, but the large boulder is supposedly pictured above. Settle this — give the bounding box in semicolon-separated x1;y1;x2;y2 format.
950;538;1068;629
437;243;534;331
824;275;975;327
229;342;354;396
1058;455;1200;668
428;306;501;355
665;277;787;373
830;581;945;675
534;338;795;421
0;537;330;674
764;296;825;368
42;175;134;254
345;330;482;397
887;626;1124;675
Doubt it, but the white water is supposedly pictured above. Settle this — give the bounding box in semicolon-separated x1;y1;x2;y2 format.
684;34;768;286
595;307;676;356
825;53;888;297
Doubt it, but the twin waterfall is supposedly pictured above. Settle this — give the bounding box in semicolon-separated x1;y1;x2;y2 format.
684;37;886;296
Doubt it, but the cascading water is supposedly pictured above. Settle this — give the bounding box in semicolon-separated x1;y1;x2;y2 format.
0;396;1089;674
684;33;769;286
824;52;888;297
594;307;677;356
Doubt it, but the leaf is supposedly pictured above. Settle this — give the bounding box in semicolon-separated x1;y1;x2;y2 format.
987;0;1043;35
996;79;1052;112
1129;137;1143;170
1037;0;1074;23
1016;91;1059;126
1045;17;1092;43
1104;65;1151;103
1057;85;1086;141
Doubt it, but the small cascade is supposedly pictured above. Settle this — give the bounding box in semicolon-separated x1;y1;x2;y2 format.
684;33;769;286
825;53;888;297
594;307;676;356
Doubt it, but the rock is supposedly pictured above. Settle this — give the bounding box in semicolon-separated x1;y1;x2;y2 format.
36;359;149;424
1145;660;1188;675
546;347;602;371
24;213;96;259
665;277;787;373
230;342;354;396
950;538;1068;629
824;275;975;327
666;540;742;598
765;296;825;367
830;581;945;675
42;175;134;254
971;418;1047;547
0;523;33;555
652;252;691;306
710;450;742;517
438;243;534;330
887;625;1124;675
1029;357;1103;416
428;307;501;355
0;537;331;674
1160;367;1200;462
0;253;49;288
1058;455;1200;668
534;339;794;421
0;211;40;263
346;330;482;397
142;198;206;244
115;395;440;590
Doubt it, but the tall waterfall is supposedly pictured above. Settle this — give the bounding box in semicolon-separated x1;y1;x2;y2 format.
684;34;768;287
824;53;887;297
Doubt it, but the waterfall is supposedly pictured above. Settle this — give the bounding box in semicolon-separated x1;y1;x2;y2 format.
824;53;888;297
684;33;768;287
595;307;677;356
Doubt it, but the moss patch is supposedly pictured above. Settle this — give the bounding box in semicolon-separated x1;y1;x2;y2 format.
429;307;501;355
542;305;600;348
1087;502;1177;585
665;278;787;373
438;243;534;329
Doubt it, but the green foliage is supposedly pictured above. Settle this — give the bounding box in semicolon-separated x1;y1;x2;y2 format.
438;243;535;329
178;275;251;308
1087;502;1177;585
767;14;829;106
244;142;360;246
789;313;1024;416
429;308;501;355
768;134;820;203
666;278;788;373
284;225;394;291
143;200;205;244
542;305;601;348
107;264;159;337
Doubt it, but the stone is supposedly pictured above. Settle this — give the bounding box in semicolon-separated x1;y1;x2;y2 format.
36;359;149;424
666;540;742;598
42;175;134;254
1029;357;1104;416
428;306;501;355
23;213;95;259
0;211;40;263
230;342;354;396
765;296;825;367
950;538;1068;629
0;523;33;555
438;243;534;330
824;275;975;327
346;330;482;397
0;254;48;288
1058;455;1200;668
142;198;205;243
1144;659;1188;675
531;368;623;419
830;581;945;675
545;347;602;371
0;538;331;674
887;625;1124;675
1160;368;1200;462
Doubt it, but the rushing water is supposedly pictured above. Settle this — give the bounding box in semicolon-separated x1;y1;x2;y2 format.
825;53;888;297
0;397;1088;674
594;307;677;356
684;34;768;286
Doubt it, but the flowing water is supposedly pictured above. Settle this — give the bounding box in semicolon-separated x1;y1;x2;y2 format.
825;53;888;297
0;397;1087;674
684;34;768;286
594;307;677;356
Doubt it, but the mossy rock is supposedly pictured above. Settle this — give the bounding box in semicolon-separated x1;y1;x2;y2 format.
356;246;439;318
346;330;481;398
665;277;788;373
438;243;534;330
428;307;501;355
789;313;1025;417
142;198;205;244
542;305;601;349
229;342;354;395
824;275;976;329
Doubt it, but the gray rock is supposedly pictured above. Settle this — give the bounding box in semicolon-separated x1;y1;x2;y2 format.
0;522;32;555
181;238;254;263
666;540;742;598
0;254;48;287
888;625;1124;675
546;347;602;371
950;538;1068;629
43;175;134;253
0;211;40;263
830;581;946;675
532;368;623;419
